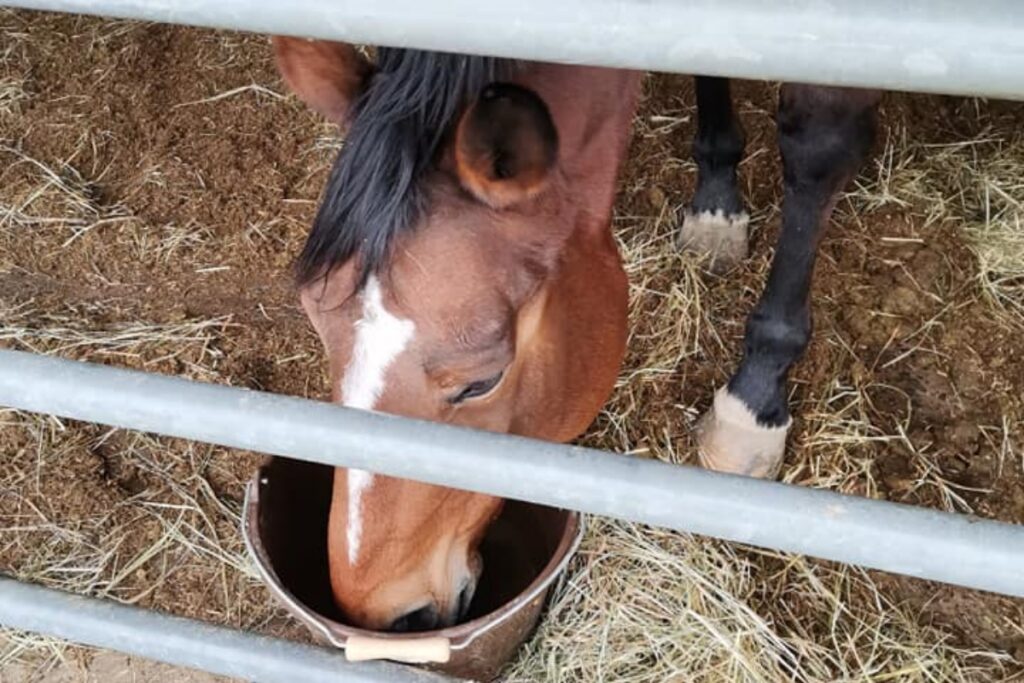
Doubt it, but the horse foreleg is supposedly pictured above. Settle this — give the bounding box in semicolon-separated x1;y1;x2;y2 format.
677;76;749;272
696;84;881;478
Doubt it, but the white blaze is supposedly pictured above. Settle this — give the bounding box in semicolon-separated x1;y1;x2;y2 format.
344;470;374;566
340;276;416;565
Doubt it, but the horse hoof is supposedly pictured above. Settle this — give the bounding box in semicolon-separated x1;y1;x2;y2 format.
676;209;749;273
695;386;790;480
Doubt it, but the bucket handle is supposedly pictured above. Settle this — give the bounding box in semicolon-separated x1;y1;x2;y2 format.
344;635;451;664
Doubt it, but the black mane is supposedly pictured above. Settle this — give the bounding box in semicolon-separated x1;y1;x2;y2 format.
296;49;514;287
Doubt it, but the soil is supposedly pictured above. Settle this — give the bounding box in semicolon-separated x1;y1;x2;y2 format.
1;644;228;683
1;8;1023;681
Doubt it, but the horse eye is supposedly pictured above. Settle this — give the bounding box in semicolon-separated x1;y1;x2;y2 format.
449;371;504;405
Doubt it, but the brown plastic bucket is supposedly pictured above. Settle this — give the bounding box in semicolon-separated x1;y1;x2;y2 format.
242;457;582;681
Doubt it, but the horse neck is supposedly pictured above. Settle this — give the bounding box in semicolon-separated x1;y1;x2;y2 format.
499;67;638;441
516;64;643;225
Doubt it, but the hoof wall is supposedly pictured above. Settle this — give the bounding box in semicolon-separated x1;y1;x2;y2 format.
695;387;790;480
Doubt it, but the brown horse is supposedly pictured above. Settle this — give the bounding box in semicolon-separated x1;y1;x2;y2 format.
274;38;639;631
273;38;880;632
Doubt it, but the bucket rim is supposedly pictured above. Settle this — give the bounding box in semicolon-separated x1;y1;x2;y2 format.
241;466;583;652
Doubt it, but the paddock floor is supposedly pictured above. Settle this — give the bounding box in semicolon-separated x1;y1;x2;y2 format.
2;10;1024;682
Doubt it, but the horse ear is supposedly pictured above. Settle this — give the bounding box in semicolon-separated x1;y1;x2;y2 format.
272;37;372;124
454;84;558;209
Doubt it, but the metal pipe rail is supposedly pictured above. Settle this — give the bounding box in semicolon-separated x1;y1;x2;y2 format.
3;349;1024;598
4;0;1024;100
0;577;457;682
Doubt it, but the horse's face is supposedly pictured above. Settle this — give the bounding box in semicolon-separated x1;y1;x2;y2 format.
276;38;630;631
301;188;580;630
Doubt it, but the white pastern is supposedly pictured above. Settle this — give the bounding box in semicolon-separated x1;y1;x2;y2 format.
677;209;750;272
340;275;416;564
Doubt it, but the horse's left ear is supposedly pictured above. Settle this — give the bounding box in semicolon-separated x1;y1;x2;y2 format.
454;84;558;209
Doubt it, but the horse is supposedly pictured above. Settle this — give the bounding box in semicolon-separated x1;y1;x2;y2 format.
271;36;880;632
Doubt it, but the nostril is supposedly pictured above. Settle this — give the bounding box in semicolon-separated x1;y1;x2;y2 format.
457;582;475;619
388;605;439;633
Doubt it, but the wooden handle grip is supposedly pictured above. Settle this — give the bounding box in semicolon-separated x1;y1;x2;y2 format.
344;635;452;664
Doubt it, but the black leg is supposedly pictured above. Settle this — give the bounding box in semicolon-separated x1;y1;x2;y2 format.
697;84;881;478
677;76;749;272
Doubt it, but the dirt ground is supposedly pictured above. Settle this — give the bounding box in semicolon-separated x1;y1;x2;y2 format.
1;639;228;683
2;9;1024;683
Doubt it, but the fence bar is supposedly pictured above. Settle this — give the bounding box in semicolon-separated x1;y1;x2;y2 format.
0;577;457;682
4;0;1024;100
3;350;1024;598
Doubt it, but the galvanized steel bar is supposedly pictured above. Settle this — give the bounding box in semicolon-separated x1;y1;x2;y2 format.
3;0;1024;100
3;349;1024;597
0;577;458;682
